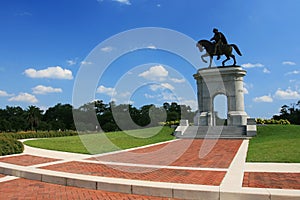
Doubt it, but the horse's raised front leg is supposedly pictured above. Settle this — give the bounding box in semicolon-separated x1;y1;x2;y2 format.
201;52;210;63
201;55;207;63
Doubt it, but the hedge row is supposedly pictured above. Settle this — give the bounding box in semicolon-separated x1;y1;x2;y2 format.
256;118;290;125
0;131;78;156
0;131;78;140
160;120;180;126
0;137;24;156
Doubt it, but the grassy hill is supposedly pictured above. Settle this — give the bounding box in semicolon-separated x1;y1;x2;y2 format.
24;126;175;154
247;125;300;163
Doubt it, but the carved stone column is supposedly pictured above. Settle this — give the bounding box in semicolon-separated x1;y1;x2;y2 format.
193;66;248;126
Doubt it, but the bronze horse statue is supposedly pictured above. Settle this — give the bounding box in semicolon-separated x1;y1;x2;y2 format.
196;40;242;68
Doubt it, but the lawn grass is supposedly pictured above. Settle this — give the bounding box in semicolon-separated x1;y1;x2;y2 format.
24;126;175;154
247;125;300;163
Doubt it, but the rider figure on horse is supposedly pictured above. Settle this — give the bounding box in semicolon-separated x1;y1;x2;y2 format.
210;28;228;60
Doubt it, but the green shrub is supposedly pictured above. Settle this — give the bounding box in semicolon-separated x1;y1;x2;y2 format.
0;131;77;156
0;131;78;140
0;137;24;156
161;120;180;126
256;118;290;125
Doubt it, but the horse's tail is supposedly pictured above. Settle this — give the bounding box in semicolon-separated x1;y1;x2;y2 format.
230;44;242;56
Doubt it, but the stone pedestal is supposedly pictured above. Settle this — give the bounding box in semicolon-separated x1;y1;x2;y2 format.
193;66;248;126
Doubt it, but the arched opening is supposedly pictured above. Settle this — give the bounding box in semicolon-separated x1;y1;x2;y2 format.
213;94;228;126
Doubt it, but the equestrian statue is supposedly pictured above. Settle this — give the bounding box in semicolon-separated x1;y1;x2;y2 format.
196;28;242;68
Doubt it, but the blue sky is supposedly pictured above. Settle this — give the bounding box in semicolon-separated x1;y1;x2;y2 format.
0;0;300;118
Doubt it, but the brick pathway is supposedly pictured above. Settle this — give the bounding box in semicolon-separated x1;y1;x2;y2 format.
39;139;242;186
243;172;300;190
0;177;177;200
91;139;243;168
0;154;60;166
1;139;299;199
41;161;226;185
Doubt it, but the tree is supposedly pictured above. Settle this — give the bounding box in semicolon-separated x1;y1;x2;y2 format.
6;106;26;132
0;109;10;132
273;100;300;125
43;103;75;131
26;106;43;132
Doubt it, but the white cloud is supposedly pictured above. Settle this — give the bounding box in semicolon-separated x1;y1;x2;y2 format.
285;70;300;76
161;92;177;101
253;95;273;103
241;63;264;68
244;83;254;89
9;93;38;103
138;65;168;81
180;99;198;111
67;59;77;66
32;85;62;95
97;85;116;96
263;68;271;74
113;0;131;5
24;66;73;80
144;94;156;99
150;83;174;91
282;61;296;66
118;91;131;98
81;61;93;65
0;90;13;97
147;45;157;49
243;82;253;94
274;88;300;100
101;46;113;52
170;78;185;83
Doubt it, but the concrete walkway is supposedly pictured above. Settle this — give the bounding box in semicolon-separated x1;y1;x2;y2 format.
0;139;299;199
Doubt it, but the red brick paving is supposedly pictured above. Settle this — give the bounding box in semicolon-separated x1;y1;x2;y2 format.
243;172;300;190
41;161;226;185
2;139;300;199
0;154;60;166
90;139;243;168
0;178;177;200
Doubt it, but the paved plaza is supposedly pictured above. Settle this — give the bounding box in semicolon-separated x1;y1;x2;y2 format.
0;139;299;199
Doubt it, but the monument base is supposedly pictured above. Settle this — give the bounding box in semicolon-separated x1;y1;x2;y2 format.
228;111;248;126
175;125;247;139
194;111;248;126
175;118;257;139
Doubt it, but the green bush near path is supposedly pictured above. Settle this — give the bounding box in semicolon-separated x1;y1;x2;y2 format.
0;137;24;156
1;131;78;140
24;126;175;154
247;125;300;163
0;130;77;155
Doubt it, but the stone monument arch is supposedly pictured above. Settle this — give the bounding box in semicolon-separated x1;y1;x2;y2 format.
193;66;248;126
176;66;256;138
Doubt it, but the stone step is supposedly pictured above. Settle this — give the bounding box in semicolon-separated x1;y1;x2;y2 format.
175;126;247;139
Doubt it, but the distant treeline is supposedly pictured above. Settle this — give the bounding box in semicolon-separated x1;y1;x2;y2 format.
0;101;195;133
273;100;300;125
